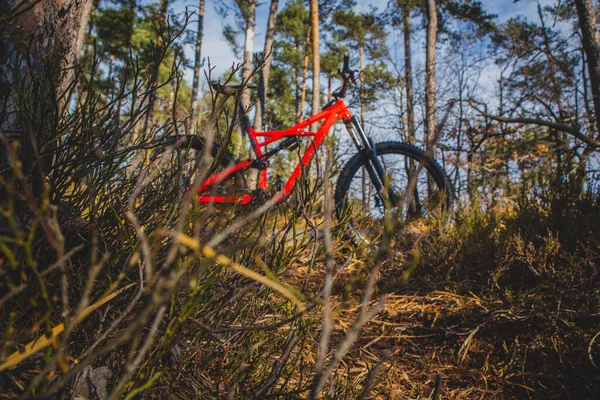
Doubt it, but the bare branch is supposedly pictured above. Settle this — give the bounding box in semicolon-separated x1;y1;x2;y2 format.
471;102;600;148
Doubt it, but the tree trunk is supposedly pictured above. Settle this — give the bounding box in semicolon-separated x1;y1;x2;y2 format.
241;0;257;110
310;0;320;131
538;3;563;113
1;0;93;117
359;44;365;125
425;0;438;198
190;0;205;121
107;44;116;90
402;5;415;145
75;0;99;107
575;0;600;138
299;26;311;122
295;60;301;118
143;0;169;132
241;0;257;187
359;44;367;205
1;0;93;197
425;0;437;151
538;2;568;187
254;0;278;131
581;46;595;132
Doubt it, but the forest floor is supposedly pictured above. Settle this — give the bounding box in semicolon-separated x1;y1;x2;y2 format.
281;201;600;399
2;198;599;399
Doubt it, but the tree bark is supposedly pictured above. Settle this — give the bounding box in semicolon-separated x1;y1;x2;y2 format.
402;5;415;145
359;44;365;125
581;45;595;132
190;0;205;121
1;0;93;201
143;0;169;132
240;0;257;187
359;44;366;205
537;3;563;113
295;54;301;118
574;0;600;138
254;0;278;131
1;0;93;118
299;26;311;122
425;0;437;151
76;0;99;107
241;0;257;110
310;0;320;131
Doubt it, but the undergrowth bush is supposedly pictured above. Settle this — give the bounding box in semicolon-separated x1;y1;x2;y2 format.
1;11;600;399
383;193;600;398
0;28;391;398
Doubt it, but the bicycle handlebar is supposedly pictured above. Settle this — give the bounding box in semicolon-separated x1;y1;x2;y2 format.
333;52;356;98
323;52;358;107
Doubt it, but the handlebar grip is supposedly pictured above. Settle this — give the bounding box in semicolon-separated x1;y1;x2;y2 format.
343;53;349;72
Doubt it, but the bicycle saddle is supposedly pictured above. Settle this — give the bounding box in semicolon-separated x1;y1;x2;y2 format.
210;81;257;94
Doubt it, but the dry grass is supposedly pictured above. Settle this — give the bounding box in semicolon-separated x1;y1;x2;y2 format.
2;178;599;399
283;198;600;399
1;23;599;396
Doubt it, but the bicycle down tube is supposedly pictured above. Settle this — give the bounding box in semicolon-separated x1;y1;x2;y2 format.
196;99;352;205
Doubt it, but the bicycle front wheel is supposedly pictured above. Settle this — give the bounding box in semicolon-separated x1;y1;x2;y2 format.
334;141;451;246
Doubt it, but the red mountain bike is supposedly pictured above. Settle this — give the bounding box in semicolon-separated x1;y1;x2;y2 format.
159;55;451;243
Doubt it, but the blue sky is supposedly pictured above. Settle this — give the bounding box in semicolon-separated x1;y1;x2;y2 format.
175;0;561;91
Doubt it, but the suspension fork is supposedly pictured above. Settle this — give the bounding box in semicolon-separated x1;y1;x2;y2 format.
344;116;399;207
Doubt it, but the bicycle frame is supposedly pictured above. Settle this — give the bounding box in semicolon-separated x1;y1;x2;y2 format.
196;100;353;205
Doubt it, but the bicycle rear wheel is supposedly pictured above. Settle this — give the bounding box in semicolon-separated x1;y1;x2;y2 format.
334;141;451;246
148;135;237;192
135;135;243;213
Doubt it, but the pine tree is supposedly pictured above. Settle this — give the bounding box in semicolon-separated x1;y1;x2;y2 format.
237;0;257;110
310;0;321;126
254;0;279;131
425;0;437;151
575;0;600;136
269;0;310;127
191;0;205;120
143;0;170;132
331;3;387;124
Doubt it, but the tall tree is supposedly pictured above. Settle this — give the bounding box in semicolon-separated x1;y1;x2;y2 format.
298;25;311;121
143;0;170;132
237;0;257;188
254;0;279;130
1;0;93;117
320;43;346;101
574;0;600;137
271;0;309;125
331;5;387;124
310;0;320;127
425;0;437;151
1;0;93;197
191;0;206;120
401;0;416;144
215;0;259;185
239;0;257;110
93;0;136;99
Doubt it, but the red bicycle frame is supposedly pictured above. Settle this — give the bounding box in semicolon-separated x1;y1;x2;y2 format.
196;100;353;205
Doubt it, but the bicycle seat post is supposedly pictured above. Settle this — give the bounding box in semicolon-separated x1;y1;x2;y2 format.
238;96;252;136
210;80;257;138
